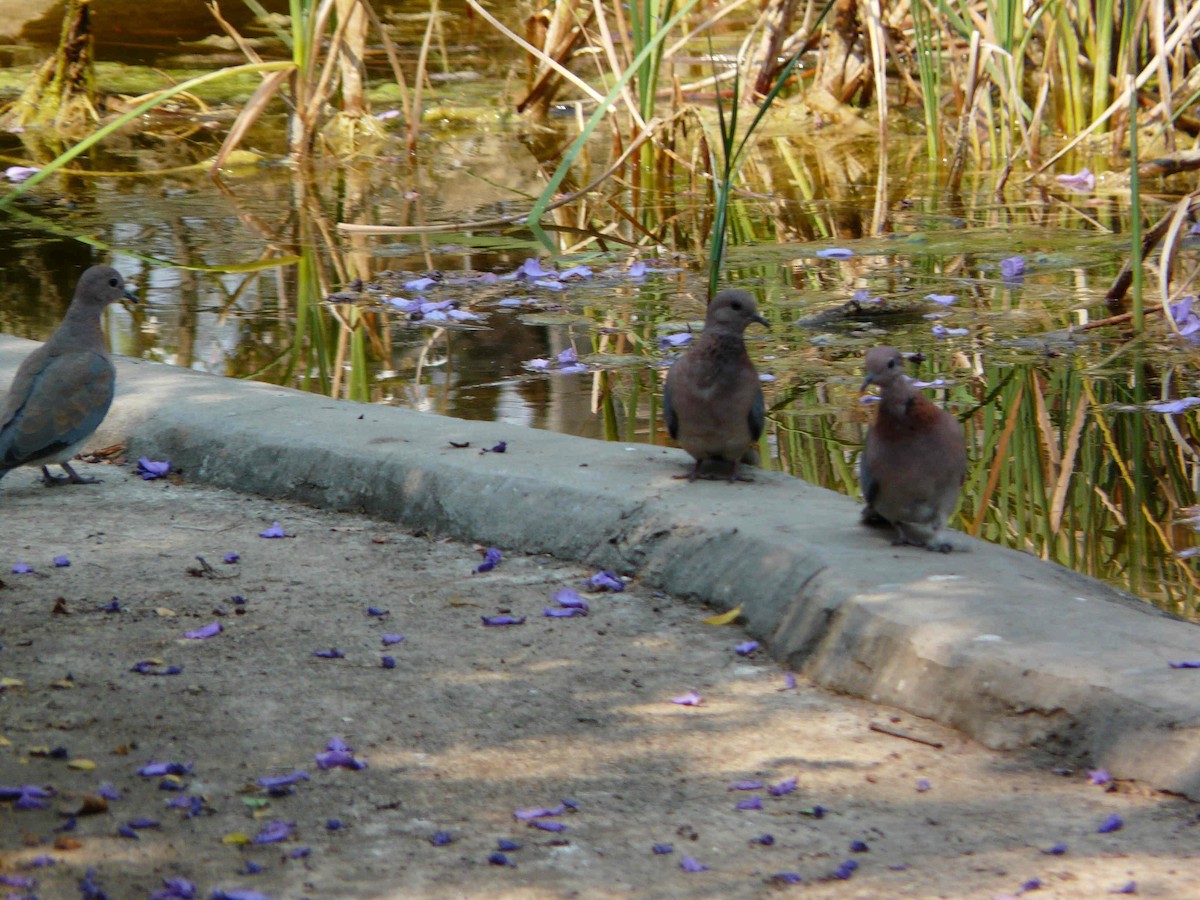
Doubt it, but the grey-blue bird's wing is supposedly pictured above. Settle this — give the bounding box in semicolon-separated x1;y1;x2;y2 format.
748;384;765;441
0;351;115;469
662;370;679;440
859;442;879;506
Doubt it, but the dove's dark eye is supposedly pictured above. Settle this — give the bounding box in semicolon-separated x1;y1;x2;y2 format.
887;358;896;368
108;277;120;288
730;300;742;310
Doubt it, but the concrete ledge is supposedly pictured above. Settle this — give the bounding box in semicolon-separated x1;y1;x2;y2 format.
4;336;1200;798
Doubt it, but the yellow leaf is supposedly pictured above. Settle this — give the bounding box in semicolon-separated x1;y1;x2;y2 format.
50;679;76;689
0;677;24;688
703;605;743;626
156;608;177;617
222;832;250;845
0;735;12;746
68;759;97;771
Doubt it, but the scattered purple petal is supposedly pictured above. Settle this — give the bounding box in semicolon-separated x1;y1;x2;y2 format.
530;820;567;832
183;622;223;640
127;817;161;829
11;560;33;574
259;521;286;538
484;441;507;453
771;873;803;885
488;851;516;866
1043;842;1068;855
497;839;521;851
53;554;70;567
1022;877;1043;891
1055;167;1096;192
556;347;578;364
658;332;693;350
288;846;310;859
931;324;970;337
652;843;673;854
118;823;139;839
0;784;53;803
475;546;502;573
627;261;647;278
0;875;35;889
252;819;295;844
587;571;624;592
1168;659;1200;668
513;804;565;821
1088;769;1112;785
138;762;192;777
680;856;710;873
734;640;760;656
78;869;106;900
405;276;437;291
26;856;56;868
670;691;703;707
516;258;555;279
381;634;405;646
481;614;525;627
780;673;797;690
736;795;763;810
256;771;309;791
544;607;587;617
1000;255;1026;279
136;457;171;480
925;293;957;305
1111;881;1137;894
768;777;798;797
831;859;858;879
916;778;932;792
816;248;854;259
103;598;122;612
4;165;40;182
325;818;344;831
554;588;589;610
429;830;454;846
381;656;396;668
1148;398;1200;414
852;288;882;304
526;358;551;369
533;279;565;292
751;833;774;845
212;890;271;900
238;861;263;875
557;363;588;375
849;839;869;852
1097;813;1123;833
559;265;593;280
314;737;367;771
375;109;402;120
97;783;121;800
131;660;184;676
367;606;389;617
729;780;764;791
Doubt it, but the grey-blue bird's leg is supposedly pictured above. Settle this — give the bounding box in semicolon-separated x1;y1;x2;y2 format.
42;462;100;486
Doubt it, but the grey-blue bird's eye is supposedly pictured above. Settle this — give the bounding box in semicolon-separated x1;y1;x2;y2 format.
108;277;120;287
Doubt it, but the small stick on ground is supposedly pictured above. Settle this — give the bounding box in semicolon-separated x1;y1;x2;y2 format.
869;721;945;749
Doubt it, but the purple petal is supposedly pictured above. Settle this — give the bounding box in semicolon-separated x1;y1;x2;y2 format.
78;869;106;900
815;248;854;259
127;817;160;829
556;347;578;364
559;265;593;280
138;762;192;777
1088;769;1112;785
488;851;515;866
367;606;389;616
0;875;35;889
780;673;797;691
627;261;647;278
475;547;502;573
375;109;402;120
381;634;405;646
239;861;264;875
381;656;396;668
97;783;121;800
1043;842;1068;855
259;521;286;538
256;771;309;790
1097;813;1123;833
925;293;957;305
771;873;803;885
136;457;171;480
557;363;588;375
314;749;367;770
183;622;223;640
586;571;624;592
680;856;710;873
931;324;970;337
530;820;567;832
670;691;703;707
1111;881;1137;894
4;165;40;182
554;588;589;610
26;855;56;868
513;804;565;821
1168;659;1200;668
1023;877;1043;891
497;838;522;851
118;824;139;839
658;332;693;350
543;607;587;618
211;890;272;900
288;846;311;859
481;615;525;627
518;258;555;278
852;289;882;304
1055;167;1096;192
1000;256;1026;279
734;640;760;656
526;358;552;369
728;780;764;791
736;795;763;810
326;818;344;830
832;859;858;879
768;777;798;796
252;819;295;844
405;277;437;291
11;560;33;574
916;778;931;792
652;843;673;854
751;833;774;845
497;297;524;307
849;839;869;852
223;552;240;564
533;278;565;291
53;555;70;567
485;441;507;453
103;598;122;612
429;830;454;846
1148;399;1200;414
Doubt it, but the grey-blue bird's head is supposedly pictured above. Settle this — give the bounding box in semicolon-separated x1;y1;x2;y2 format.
706;289;770;334
73;265;138;310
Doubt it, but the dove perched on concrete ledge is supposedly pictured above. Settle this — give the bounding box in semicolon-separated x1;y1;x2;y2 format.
0;265;137;486
859;346;967;551
663;289;769;482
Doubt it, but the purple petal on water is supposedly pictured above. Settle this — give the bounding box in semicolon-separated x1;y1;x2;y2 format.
526;357;552;369
1055;167;1096;192
931;324;970;337
11;560;33;574
1168;659;1200;668
554;587;589;610
136;457;171;480
429;830;454;846
381;634;405;646
734;640;760;656
849;840;869;852
1088;769;1112;785
488;851;516;866
518;258;555;278
729;780;764;791
832;859;858;879
916;778;932;792
852;289;882;304
658;332;693;349
256;771;309;790
652;843;674;854
53;554;70;567
1097;813;1123;833
312;648;345;659
557;347;578;364
1169;295;1194;324
530;820;567;832
533;278;565;291
771;873;803;885
211;890;272;900
925;293;958;305
405;277;437;291
627;261;647;278
497;296;524;307
1043;842;1068;855
448;309;482;322
259;521;286;538
513;804;565;821
1000;256;1026;279
587;571;624;592
4;165;40;182
736;795;763;810
381;656;396;668
680;856;710;873
223;552;240;564
1147;398;1200;414
751;833;774;845
1111;881;1137;894
815;248;854;259
183;622;223;640
557;364;588;375
544;607;587;617
139;762;192;777
670;690;703;707
780;673;797;690
475;547;502;573
497;839;522;851
768;777;798;797
481;614;525;627
559;265;593;280
367;606;389;616
252;819;295;844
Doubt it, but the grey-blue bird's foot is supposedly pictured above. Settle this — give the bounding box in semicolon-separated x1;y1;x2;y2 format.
861;506;889;527
42;463;101;486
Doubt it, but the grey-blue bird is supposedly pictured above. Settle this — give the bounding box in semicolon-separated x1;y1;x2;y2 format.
859;346;967;551
663;289;769;481
0;265;137;486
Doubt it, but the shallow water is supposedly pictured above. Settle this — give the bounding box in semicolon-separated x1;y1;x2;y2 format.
1;6;1199;614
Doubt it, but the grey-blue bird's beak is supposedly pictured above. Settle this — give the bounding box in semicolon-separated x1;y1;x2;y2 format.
124;287;139;304
859;373;875;392
752;314;770;329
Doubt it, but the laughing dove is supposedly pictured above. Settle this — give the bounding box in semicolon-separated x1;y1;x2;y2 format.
859;346;967;551
0;265;137;486
663;289;769;481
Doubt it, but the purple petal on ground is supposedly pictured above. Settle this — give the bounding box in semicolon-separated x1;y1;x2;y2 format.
815;248;854;259
256;771;309;790
128;817;161;829
497;297;523;307
1111;881;1136;894
448;309;482;322
381;656;396;668
1168;659;1200;668
223;552;240;564
557;347;578;364
79;869;106;900
367;606;389;616
136;457;171;480
832;859;858;879
488;851;516;866
931;324;970;337
1022;878;1043;891
734;640;760;656
97;783;121;800
680;856;710;873
530;820;567;832
103;598;122;612
1170;296;1194;324
736;795;763;810
1097;813;1123;833
26;856;56;868
544;607;587;618
587;570;624;592
559;265;593;280
1088;769;1112;785
252;819;295;844
561;798;579;810
0;784;52;801
211;890;272;900
554;588;589;610
4;165;40;182
497;839;522;851
118;824;139;839
768;777;798;797
53;554;70;567
405;277;437;291
557;364;588;375
1147;398;1200;414
1055;168;1096;192
483;441;507;453
315;749;367;770
238;861;264;875
481;615;525;627
429;830;454;846
658;332;693;349
139;762;192;777
849;840;869;852
259;521;286;538
780;673;797;690
11;560;33;574
1000;256;1026;279
916;778;932;792
288;846;310;859
652;842;674;854
925;293;958;305
381;634;405;646
513;804;565;821
526;358;552;369
475;546;502;573
312;648;345;659
771;873;803;884
0;875;35;889
1043;842;1068;855
670;691;703;707
751;833;774;845
729;780;764;791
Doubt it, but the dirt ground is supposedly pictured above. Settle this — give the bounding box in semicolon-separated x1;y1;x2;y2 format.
1;461;1198;899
